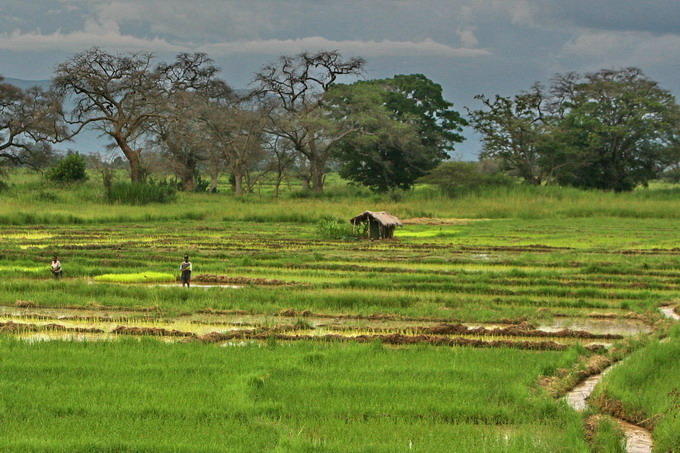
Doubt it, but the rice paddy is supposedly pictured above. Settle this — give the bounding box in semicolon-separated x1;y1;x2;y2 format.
0;176;678;452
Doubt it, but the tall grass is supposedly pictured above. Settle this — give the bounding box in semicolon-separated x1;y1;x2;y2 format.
1;170;679;224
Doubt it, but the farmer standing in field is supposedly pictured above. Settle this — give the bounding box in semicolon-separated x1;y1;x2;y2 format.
50;256;62;279
180;255;192;288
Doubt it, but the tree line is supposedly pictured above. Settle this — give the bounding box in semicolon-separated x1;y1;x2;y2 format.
1;47;679;195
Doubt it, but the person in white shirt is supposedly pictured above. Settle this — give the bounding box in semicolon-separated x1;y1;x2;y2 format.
51;256;62;279
180;255;192;287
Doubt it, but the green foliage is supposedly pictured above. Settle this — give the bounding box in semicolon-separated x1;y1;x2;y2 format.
418;161;515;196
105;181;177;205
93;272;175;283
470;68;680;191
595;336;680;453
45;152;88;183
0;340;588;452
316;218;357;239
330;74;466;192
661;167;680;184
590;418;626;453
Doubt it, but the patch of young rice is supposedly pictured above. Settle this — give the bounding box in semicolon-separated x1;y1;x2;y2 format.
93;272;175;283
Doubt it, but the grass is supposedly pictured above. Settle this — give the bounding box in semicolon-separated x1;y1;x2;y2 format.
2;170;680;224
93;272;176;283
592;325;680;452
0;338;590;452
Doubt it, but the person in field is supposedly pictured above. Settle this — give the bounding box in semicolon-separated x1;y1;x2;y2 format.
180;255;192;288
50;256;62;279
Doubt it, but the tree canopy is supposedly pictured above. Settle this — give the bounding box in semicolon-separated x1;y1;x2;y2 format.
330;74;466;192
468;67;680;191
0;76;65;171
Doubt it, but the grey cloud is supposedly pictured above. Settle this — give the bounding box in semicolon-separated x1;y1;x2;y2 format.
551;1;680;35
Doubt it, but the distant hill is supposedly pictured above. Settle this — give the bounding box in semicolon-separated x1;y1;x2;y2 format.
3;77;51;91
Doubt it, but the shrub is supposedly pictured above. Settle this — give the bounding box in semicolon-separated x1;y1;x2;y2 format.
417;161;515;197
105;181;177;205
316;219;357;239
45;152;89;183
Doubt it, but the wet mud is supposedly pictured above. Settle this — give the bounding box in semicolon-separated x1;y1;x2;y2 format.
0;320;103;334
0;304;640;352
192;274;305;286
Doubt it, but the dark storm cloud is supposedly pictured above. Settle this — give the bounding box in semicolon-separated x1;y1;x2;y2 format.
550;1;680;35
0;0;679;159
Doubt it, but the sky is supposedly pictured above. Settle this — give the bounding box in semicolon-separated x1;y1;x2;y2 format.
1;0;680;159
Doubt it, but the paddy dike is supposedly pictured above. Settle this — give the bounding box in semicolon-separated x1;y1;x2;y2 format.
0;304;654;351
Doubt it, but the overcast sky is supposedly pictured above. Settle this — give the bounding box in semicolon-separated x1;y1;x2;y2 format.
2;0;679;159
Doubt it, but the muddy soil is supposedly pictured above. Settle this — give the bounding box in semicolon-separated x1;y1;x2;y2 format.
415;322;623;340
192;274;305;286
0;320;103;334
1;304;641;351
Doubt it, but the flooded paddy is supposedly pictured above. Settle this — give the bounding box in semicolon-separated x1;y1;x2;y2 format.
0;304;649;352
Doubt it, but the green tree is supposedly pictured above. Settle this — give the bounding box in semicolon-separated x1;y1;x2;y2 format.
469;68;680;191
331;75;466;191
46;151;89;183
467;84;553;185
554;68;680;191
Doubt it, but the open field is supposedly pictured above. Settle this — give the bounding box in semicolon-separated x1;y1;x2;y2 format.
0;174;678;451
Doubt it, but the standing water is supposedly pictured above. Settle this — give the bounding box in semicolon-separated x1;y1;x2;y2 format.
565;365;653;453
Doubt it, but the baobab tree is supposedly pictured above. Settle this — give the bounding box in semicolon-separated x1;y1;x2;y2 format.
54;48;223;183
0;76;65;171
253;50;365;193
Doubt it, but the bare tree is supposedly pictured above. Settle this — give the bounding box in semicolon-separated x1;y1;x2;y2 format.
263;135;296;198
253;50;365;193
53;48;162;183
54;48;225;184
0;77;65;170
202;99;266;196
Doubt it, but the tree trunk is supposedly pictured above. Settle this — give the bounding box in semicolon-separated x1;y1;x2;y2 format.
310;158;325;193
116;137;144;183
182;171;194;192
234;172;243;196
209;168;219;192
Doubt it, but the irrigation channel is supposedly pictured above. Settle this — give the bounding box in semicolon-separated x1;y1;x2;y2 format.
564;306;679;453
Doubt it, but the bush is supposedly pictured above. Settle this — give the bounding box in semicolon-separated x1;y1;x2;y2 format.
105;181;177;205
316;219;357;239
45;152;89;183
417;161;515;197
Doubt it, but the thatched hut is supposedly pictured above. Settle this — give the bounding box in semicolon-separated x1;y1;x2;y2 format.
350;211;402;239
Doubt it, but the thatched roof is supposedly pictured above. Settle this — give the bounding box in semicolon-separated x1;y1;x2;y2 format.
350;211;402;227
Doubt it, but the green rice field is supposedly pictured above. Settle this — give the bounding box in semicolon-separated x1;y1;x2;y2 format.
0;174;678;452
